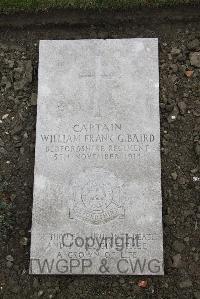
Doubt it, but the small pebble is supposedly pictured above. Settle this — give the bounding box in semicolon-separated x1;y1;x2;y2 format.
38;290;44;297
173;240;185;253
171;172;178;180
194;291;200;299
172;254;182;268
179;279;192;288
6;255;14;262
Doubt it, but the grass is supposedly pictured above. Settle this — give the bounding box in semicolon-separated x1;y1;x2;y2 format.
0;0;199;11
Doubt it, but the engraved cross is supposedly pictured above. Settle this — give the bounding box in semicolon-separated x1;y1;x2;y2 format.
79;55;113;117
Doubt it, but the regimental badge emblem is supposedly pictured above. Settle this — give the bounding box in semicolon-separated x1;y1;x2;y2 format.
69;168;125;225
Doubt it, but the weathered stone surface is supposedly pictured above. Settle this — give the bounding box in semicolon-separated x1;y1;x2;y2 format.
30;39;163;275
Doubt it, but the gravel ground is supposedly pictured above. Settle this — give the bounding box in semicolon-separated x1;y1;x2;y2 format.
0;8;200;299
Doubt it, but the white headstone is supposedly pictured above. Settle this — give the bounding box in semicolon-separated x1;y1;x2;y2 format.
30;39;163;275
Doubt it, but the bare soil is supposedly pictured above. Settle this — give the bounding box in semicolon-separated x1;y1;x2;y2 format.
0;7;200;299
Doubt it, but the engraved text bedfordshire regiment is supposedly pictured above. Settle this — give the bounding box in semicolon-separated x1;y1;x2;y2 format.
40;123;156;161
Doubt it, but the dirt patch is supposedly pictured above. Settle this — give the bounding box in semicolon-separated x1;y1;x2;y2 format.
0;8;200;299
